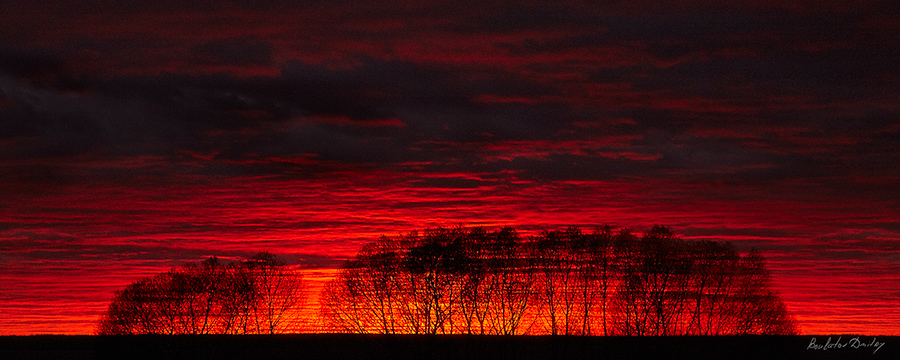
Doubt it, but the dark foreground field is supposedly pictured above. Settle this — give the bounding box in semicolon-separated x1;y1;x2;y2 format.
1;334;894;360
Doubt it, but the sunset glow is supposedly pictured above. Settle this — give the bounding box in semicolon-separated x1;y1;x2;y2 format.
2;1;899;336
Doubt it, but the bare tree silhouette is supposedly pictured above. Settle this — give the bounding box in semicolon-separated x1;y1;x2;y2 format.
98;225;795;336
243;252;306;334
687;240;740;335
97;252;306;335
533;229;579;335
482;227;535;335
398;227;470;334
457;227;490;334
732;250;797;335
319;225;797;336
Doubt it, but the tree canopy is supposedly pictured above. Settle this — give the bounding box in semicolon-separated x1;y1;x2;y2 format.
97;225;797;336
320;225;797;335
97;252;306;335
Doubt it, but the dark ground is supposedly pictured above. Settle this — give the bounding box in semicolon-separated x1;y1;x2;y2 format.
1;334;895;360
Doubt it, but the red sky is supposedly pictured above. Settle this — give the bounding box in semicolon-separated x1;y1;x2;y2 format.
1;1;899;335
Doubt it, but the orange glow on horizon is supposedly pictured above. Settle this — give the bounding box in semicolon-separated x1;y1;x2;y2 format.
2;174;897;335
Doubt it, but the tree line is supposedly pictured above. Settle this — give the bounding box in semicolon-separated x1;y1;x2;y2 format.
97;252;305;335
97;225;796;336
319;225;796;335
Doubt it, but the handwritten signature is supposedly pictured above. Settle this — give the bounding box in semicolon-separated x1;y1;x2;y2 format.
807;336;885;354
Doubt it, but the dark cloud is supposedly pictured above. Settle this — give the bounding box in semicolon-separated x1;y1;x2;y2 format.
3;42;899;193
193;37;274;67
0;46;88;91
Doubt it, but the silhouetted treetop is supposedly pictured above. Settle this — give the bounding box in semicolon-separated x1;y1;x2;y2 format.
98;225;796;336
320;225;797;335
97;252;306;335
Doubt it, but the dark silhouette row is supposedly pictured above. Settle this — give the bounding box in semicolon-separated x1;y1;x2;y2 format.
319;225;797;335
96;225;796;336
97;252;306;335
